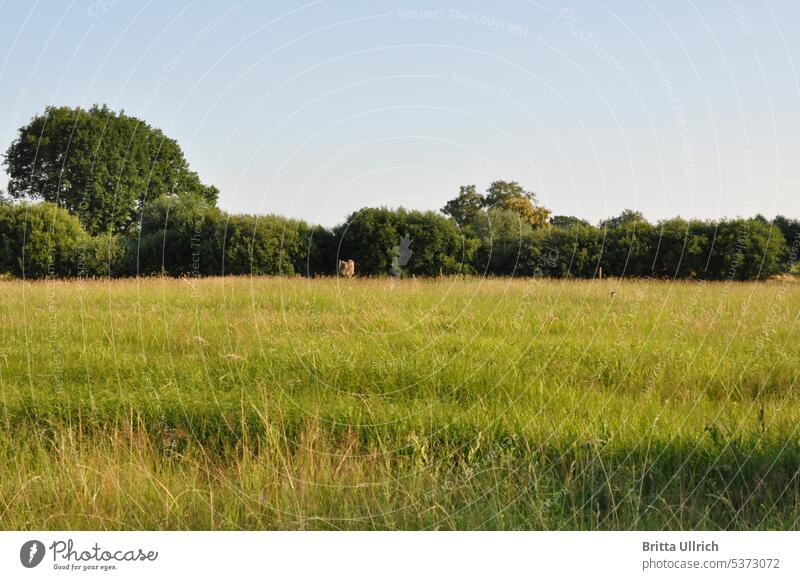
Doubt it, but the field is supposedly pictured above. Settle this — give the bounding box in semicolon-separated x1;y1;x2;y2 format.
1;276;799;530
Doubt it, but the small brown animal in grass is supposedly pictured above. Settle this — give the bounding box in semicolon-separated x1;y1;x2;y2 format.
338;259;355;278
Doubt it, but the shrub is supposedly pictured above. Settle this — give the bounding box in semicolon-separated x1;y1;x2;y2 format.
223;214;302;276
333;207;401;276
705;219;788;280
0;202;87;278
130;194;224;276
77;233;126;277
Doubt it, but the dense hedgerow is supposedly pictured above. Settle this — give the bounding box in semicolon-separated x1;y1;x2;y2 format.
0;198;795;280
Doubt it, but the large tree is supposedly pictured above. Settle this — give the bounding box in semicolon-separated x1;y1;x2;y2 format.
483;180;550;228
442;181;551;229
3;104;218;235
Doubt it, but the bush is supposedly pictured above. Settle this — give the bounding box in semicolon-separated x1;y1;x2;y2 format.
705;219;788;280
297;222;336;277
0;202;88;278
128;197;324;277
77;233;126;277
130;194;224;277
332;207;476;277
0;199;793;282
648;218;709;278
223;214;303;276
333;208;401;276
468;208;533;276
599;213;656;277
401;210;474;276
523;224;603;278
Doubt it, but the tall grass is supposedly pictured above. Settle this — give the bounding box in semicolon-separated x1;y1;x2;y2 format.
0;276;799;529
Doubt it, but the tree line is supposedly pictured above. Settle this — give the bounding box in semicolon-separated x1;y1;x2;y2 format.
1;105;798;280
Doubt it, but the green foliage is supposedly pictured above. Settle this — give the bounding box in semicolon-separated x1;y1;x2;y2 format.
1;120;795;285
3;104;218;235
457;207;790;280
443;181;551;230
0;198;794;281
483;180;551;227
705;218;788;280
0;98;794;282
651;218;710;278
297;222;336;277
0;202;87;278
549;214;590;228
774;215;800;265
483;180;531;207
599;213;657;277
334;207;401;275
599;209;646;229
524;224;602;278
129;196;318;277
115;203;800;282
402;210;473;276
333;207;475;277
77;233;126;277
131;194;224;276
442;185;484;227
223;214;302;276
469;208;533;276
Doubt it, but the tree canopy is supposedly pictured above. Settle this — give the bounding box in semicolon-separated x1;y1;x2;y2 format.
442;180;550;229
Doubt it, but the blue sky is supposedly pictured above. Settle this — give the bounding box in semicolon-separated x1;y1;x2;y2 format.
1;0;798;227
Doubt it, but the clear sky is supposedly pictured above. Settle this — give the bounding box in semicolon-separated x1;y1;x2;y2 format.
1;0;799;227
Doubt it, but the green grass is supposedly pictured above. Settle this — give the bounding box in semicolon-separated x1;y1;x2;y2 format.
1;276;799;529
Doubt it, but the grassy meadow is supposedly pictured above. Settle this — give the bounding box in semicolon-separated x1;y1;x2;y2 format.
0;275;799;530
